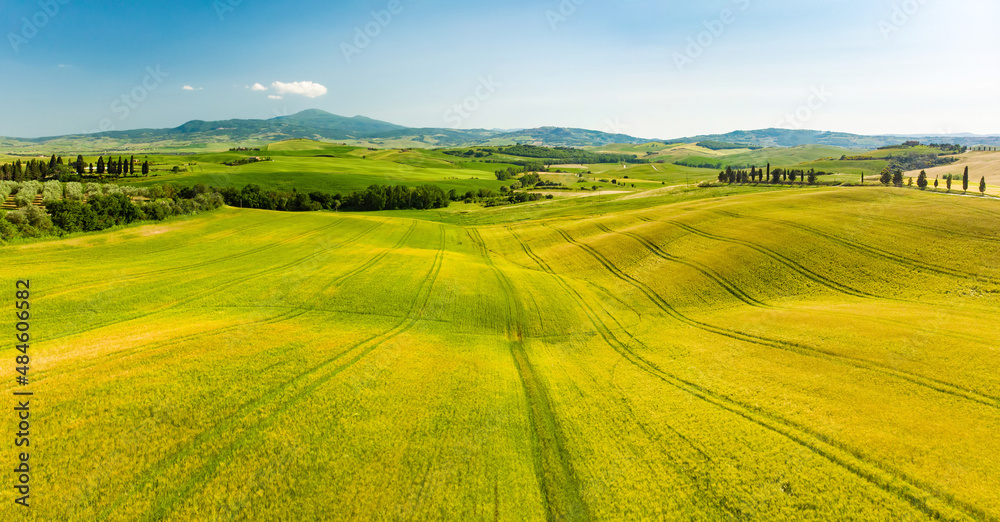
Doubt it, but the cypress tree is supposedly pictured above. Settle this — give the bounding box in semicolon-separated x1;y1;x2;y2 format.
963;166;969;192
49;154;57;169
880;167;891;186
917;170;928;190
946;174;952;191
892;169;904;187
766;163;771;183
934;176;939;189
980;177;987;195
142;161;150;175
97;157;105;174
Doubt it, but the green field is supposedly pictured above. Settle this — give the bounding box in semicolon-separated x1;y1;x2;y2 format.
17;139;936;197
587;142;899;180
27;140;724;202
3;184;1000;519
59;146;509;196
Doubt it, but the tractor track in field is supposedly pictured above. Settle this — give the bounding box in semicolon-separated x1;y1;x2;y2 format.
711;209;1000;285
548;224;1000;412
601;222;992;346
838;211;1000;244
661;220;892;301
505;225;648;326
504;227;644;337
41;217;353;299
405;409;455;518
940;197;1000;221
518;226;989;521
593;223;772;309
101;226;447;521
507;227;744;518
308;220;418;301
149;226;446;520
196;211;298;242
30;219;387;353
41;308;310;381
467;228;591;522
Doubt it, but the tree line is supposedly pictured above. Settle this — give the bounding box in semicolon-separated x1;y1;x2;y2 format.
214;183;450;212
0;154;152;182
0;155;69;181
713;162;988;195
1;181;224;242
458;144;642;165
716;164;821;184
697;140;762;151
884;166;987;194
69;154;150;178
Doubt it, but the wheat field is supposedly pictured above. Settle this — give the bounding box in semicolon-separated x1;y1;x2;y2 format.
2;187;999;520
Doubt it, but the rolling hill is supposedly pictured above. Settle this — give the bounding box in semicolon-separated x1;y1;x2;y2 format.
6;110;1000;152
4;187;999;519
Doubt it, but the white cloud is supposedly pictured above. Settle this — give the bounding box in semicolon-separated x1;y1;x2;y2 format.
268;95;283;100
250;83;268;92
182;85;203;91
271;81;327;98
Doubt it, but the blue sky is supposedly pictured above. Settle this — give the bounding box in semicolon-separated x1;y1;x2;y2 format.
2;0;998;138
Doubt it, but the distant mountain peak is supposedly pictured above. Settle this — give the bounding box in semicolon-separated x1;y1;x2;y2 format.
12;110;1000;149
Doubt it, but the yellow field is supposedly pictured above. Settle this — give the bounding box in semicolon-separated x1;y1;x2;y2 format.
908;151;1000;195
2;187;999;519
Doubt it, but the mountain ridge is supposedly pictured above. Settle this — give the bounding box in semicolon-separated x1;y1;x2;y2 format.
8;109;1000;149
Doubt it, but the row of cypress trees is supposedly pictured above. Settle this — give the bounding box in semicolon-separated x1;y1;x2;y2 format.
911;166;986;193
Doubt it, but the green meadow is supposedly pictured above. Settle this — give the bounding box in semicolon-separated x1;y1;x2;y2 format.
30;139;973;201
2;179;999;519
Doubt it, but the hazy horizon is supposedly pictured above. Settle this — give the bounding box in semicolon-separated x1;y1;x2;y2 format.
3;0;998;139
7;107;1000;142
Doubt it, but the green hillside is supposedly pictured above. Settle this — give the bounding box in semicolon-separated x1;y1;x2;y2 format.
674;144;859;169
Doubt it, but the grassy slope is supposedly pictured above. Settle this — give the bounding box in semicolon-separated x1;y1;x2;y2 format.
121;152;509;195
675;144;860;167
78;140;722;197
2;186;1000;520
